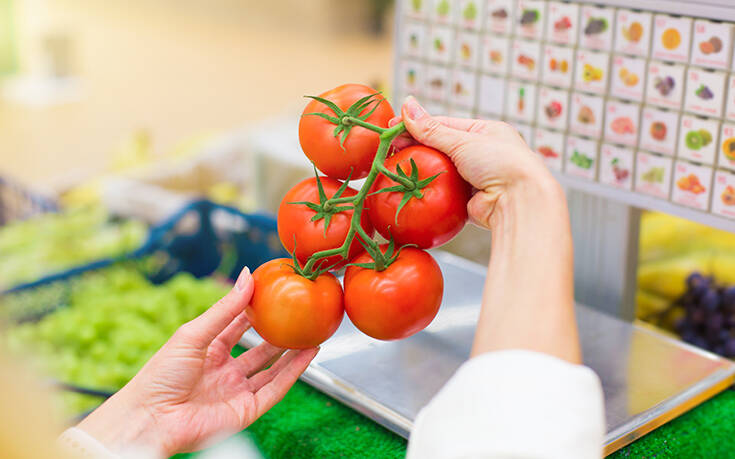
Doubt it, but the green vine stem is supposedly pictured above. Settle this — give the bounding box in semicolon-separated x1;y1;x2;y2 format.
298;113;406;279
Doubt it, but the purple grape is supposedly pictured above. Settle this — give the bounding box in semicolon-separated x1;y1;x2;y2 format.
689;308;705;324
690;336;709;349
707;313;724;332
725;339;735;357
713;345;725;356
723;286;735;307
687;272;706;289
702;289;720;311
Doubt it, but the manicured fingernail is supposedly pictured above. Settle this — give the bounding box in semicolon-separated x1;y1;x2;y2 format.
403;96;426;121
236;266;251;291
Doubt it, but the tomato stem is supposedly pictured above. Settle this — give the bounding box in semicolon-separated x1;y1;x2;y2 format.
301;121;406;276
341;116;387;134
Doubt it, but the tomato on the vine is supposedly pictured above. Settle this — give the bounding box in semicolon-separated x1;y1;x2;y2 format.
344;247;443;340
299;84;394;180
366;145;471;249
246;258;344;349
278;176;373;269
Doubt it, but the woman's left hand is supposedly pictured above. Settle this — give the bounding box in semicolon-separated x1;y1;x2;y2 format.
77;267;318;457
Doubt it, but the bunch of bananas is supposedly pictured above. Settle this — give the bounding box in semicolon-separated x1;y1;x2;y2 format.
636;212;735;328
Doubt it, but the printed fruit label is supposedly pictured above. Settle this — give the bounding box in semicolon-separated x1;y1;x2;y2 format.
481;35;510;75
478;74;506;116
505;81;537;123
534;128;565;171
428;26;453;64
600;144;633;190
541;44;574;88
684;68;726;118
719;124;735;171
537;86;569;130
640;107;678;156
565;135;597;180
455;30;480;68
712;170;735;219
691;20;733;70
433;0;456;25
405;0;428;19
580;6;614;51
459;0;484;30
400;60;425;97
645;61;685;109
604;100;640;147
425;65;450;101
615;10;652;57
516;0;546;40
569;92;604;138
450;68;477;109
652;15;692;63
610;55;646;102
546;1;579;46
574;50;609;95
672;161;713;210
511;40;542;81
486;0;514;35
677;115;719;165
635;152;672;199
402;22;427;58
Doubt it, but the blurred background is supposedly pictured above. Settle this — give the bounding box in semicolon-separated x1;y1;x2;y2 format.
1;0;735;444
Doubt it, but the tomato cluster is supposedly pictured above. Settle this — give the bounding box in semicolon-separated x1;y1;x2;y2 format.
246;84;471;349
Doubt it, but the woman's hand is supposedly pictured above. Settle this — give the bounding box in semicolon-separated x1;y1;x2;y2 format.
77;267;318;457
393;97;580;364
392;96;562;229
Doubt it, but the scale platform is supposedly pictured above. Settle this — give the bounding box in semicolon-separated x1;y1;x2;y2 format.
241;251;735;455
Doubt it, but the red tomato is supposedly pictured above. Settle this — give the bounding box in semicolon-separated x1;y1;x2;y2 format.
278;177;373;269
299;84;394;180
343;247;443;340
246;258;344;349
366;145;470;249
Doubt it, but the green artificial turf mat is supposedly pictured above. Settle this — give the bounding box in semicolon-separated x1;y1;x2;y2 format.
610;389;735;458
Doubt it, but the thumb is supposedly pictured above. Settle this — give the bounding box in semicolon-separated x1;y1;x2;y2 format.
401;96;463;155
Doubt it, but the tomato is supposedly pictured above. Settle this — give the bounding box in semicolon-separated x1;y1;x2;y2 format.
246;258;344;349
299;84;394;180
366;145;471;249
343;247;443;340
278;176;373;269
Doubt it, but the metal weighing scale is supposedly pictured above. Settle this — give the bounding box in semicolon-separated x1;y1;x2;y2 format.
245;0;735;454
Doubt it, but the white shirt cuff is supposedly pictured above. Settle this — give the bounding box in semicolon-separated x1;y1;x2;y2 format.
407;349;605;459
58;427;119;459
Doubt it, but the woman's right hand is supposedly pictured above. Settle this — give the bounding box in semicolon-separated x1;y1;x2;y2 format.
392;96;563;229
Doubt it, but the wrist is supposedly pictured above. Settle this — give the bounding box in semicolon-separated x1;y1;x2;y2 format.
77;388;165;458
489;167;567;233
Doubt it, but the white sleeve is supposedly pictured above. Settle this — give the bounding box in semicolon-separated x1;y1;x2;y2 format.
58;427;119;459
407;350;605;459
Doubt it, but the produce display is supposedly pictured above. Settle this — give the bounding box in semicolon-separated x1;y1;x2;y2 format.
3;265;230;414
0;207;147;291
260;83;471;349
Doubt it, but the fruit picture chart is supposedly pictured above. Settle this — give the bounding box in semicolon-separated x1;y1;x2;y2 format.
395;0;735;223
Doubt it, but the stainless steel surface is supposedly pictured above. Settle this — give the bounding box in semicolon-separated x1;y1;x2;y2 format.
240;251;735;453
568;191;641;319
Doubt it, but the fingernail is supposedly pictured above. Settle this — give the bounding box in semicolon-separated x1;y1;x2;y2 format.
236;266;251;291
403;96;426;121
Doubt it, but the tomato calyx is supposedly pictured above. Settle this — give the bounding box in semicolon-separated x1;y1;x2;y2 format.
288;170;355;236
303;92;387;150
373;158;444;223
349;235;415;272
285;243;342;281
